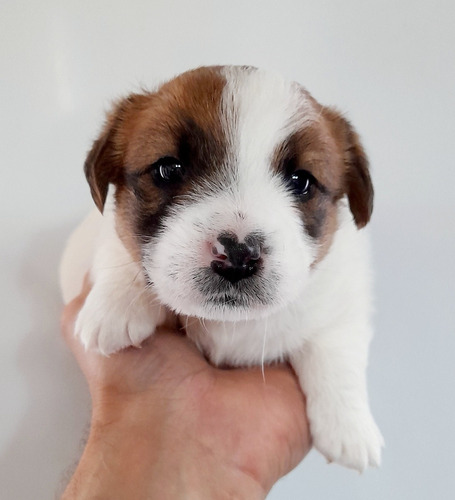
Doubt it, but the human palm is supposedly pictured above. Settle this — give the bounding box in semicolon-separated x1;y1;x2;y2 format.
62;282;311;497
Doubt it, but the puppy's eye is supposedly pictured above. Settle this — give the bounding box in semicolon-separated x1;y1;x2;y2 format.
151;157;185;187
288;169;315;199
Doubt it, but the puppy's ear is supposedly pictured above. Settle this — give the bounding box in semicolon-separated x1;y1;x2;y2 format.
84;119;117;213
323;108;374;228
84;95;144;212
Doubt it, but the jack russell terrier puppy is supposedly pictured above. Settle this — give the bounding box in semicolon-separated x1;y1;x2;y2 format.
60;65;383;471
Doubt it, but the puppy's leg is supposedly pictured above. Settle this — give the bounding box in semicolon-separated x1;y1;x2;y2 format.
291;325;383;471
74;201;167;355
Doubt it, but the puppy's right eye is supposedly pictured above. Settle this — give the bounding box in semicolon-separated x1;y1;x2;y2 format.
151;157;185;187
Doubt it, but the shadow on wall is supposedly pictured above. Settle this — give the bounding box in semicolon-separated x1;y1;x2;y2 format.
0;221;91;499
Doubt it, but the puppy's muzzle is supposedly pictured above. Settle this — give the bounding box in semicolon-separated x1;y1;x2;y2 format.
210;232;263;284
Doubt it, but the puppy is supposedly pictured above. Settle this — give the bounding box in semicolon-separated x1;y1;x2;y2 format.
60;65;383;471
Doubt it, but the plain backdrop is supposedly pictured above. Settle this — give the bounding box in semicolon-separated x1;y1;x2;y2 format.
1;1;454;498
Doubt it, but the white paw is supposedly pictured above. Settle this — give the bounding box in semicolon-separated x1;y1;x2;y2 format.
75;285;166;355
309;403;384;471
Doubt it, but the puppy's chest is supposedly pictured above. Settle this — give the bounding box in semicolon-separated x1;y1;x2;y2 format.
181;306;308;367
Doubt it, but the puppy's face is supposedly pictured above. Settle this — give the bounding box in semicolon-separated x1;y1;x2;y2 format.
85;66;373;321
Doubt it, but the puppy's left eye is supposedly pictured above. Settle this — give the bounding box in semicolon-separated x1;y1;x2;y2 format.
151;157;185;187
288;169;316;199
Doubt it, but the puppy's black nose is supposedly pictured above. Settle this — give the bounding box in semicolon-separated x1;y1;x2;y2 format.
211;233;262;284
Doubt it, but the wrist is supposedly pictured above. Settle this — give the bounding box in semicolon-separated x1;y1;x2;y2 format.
62;410;159;499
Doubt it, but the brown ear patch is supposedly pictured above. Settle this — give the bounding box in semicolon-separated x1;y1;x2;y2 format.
322;107;374;228
84;126;115;212
84;94;148;212
344;131;374;228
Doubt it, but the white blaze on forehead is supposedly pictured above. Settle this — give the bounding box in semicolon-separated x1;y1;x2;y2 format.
221;66;316;182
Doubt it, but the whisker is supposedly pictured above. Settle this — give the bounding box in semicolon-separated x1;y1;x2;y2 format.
185;317;202;329
201;317;209;334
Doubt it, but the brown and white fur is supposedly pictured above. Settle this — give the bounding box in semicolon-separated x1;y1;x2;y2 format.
60;66;383;471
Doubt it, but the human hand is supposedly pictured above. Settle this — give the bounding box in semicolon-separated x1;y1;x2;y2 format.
61;278;311;499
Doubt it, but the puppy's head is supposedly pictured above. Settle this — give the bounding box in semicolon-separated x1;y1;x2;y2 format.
85;66;373;321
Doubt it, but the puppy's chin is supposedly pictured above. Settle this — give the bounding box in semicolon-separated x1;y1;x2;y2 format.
144;264;309;323
192;303;284;322
159;291;293;323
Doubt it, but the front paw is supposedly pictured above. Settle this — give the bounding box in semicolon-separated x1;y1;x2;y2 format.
309;402;384;471
75;286;166;355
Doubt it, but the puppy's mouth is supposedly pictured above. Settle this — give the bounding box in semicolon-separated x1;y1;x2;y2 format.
192;266;278;310
179;232;276;311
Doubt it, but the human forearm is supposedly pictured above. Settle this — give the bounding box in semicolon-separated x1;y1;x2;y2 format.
61;415;157;499
62;403;265;500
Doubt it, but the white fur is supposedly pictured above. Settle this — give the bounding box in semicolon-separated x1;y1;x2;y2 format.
220;67;316;175
62;191;169;355
61;67;383;471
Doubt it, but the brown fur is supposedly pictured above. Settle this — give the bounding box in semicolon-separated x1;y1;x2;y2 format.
321;107;374;228
270;104;372;261
84;67;228;257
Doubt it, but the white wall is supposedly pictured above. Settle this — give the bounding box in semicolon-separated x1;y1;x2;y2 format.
1;1;454;498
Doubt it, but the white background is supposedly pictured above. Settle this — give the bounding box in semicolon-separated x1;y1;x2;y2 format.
1;1;454;498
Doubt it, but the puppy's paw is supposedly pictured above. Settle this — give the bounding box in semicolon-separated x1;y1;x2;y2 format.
75;285;166;355
309;403;384;471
